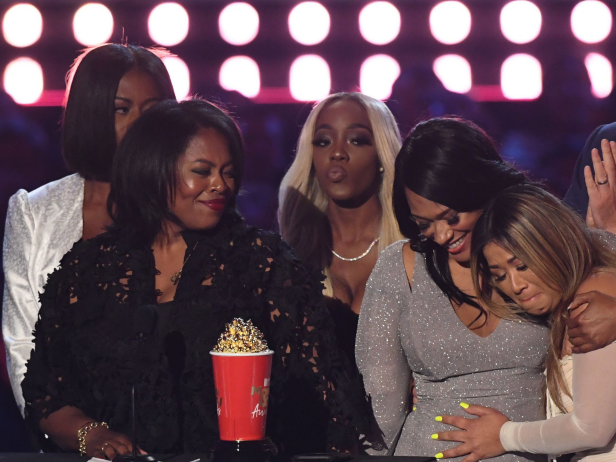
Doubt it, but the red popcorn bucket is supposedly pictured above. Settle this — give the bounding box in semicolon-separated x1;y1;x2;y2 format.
210;350;274;441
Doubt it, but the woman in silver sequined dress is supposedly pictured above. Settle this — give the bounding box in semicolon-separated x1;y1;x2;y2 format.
356;117;548;461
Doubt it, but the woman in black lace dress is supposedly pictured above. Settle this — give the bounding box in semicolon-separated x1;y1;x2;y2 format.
21;99;378;460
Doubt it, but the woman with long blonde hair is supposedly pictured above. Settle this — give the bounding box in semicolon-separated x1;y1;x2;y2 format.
278;92;403;355
434;184;616;462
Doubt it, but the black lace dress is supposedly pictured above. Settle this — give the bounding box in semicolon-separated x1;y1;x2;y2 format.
22;212;380;458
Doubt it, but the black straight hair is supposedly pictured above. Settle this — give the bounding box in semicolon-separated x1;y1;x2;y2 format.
393;117;528;311
108;98;245;246
62;43;176;182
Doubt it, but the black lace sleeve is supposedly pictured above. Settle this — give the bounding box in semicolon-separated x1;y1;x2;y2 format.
21;240;95;430
254;232;384;455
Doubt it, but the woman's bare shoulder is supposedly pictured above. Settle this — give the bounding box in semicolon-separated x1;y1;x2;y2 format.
578;268;616;298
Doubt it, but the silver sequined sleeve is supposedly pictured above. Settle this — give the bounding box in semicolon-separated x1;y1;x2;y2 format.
356;241;411;455
2;174;84;416
2;191;38;415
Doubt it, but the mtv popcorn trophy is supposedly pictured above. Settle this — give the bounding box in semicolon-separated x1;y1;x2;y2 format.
210;318;277;462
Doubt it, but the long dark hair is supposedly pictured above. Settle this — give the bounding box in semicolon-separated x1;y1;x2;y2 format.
62;43;176;182
108;98;245;245
393;117;528;310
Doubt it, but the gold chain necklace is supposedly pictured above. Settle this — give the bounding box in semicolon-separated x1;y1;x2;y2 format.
332;237;379;262
170;241;199;285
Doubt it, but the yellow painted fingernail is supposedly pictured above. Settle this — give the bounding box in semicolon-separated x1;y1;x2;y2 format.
460;402;469;409
431;434;438;440
435;416;443;422
413;405;417;411
435;453;444;459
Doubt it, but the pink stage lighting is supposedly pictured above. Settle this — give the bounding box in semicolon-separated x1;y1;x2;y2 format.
501;54;542;100
149;3;189;46
289;55;330;101
430;1;472;45
219;3;259;46
2;4;42;48
571;1;612;44
360;55;400;100
73;3;114;46
162;56;190;100
500;1;542;44
219;56;260;98
288;2;330;46
359;2;401;45
585;53;613;98
433;55;472;93
4;57;44;104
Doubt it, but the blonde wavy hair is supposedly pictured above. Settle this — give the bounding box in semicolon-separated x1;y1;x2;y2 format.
278;92;403;296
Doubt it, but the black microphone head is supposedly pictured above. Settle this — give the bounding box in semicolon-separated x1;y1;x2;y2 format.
133;305;158;337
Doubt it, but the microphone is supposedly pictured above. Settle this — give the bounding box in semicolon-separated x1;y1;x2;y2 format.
116;305;159;462
134;304;158;339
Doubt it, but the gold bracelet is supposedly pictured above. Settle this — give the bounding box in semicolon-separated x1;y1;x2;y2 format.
77;421;109;456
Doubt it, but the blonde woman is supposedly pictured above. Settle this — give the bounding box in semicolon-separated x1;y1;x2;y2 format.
278;92;403;357
435;184;616;462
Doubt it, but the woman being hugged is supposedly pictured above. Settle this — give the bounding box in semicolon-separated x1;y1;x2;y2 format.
356;117;548;461
434;184;616;462
278;92;403;356
2;43;175;414
22;98;379;459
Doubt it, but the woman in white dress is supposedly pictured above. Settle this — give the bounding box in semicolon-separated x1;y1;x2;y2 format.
435;184;616;462
2;43;175;414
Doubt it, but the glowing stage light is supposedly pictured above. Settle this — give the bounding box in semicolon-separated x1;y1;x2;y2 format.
220;56;260;98
73;3;114;46
288;2;330;45
162;56;190;100
433;55;472;93
219;3;259;46
500;1;541;44
501;54;542;100
359;2;401;45
149;3;189;46
360;55;400;100
571;1;612;44
585;53;612;98
4;57;44;104
430;1;471;45
2;4;42;48
290;55;330;101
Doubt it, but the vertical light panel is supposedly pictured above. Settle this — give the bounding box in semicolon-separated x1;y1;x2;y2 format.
219;56;260;98
288;2;330;45
73;3;114;46
501;54;542;100
360;55;400;100
585;53;613;98
430;1;472;44
433;55;472;93
2;4;43;48
358;2;401;45
289;55;330;101
4;57;44;104
219;3;259;46
500;1;542;44
149;3;189;46
162;56;190;100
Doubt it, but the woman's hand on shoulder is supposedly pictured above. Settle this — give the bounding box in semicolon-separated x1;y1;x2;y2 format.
433;404;509;462
85;426;147;460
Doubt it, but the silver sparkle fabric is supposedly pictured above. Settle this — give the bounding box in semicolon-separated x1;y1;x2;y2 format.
2;174;84;415
356;240;548;461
